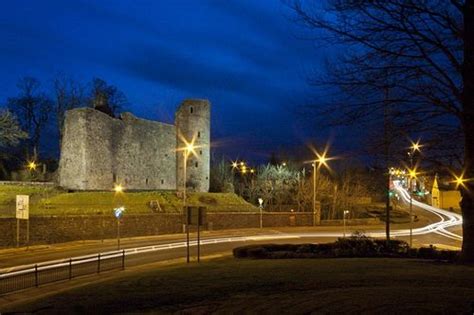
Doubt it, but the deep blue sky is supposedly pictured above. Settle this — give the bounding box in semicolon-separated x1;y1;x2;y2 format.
0;0;340;163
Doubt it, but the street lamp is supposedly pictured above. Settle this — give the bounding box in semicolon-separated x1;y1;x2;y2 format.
408;139;422;190
179;138;197;206
177;135;200;264
453;172;468;189
343;210;349;238
27;161;37;171
258;198;264;228
113;184;124;193
312;150;332;226
113;184;125;250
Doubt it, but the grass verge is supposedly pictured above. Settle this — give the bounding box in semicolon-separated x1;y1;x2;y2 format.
5;257;474;314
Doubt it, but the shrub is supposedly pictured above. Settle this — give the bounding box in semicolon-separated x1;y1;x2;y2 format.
374;239;409;255
232;233;457;261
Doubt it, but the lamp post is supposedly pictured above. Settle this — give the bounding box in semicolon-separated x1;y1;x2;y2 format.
258;198;263;228
343;210;349;238
312;162;317;226
113;184;125;250
183;142;195;264
408;168;418;248
178;136;198;264
312;152;329;226
407;140;422;248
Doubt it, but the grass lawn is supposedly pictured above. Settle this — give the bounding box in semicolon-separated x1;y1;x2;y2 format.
0;184;258;216
8;258;474;314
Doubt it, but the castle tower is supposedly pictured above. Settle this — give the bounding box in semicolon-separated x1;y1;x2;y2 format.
175;99;211;192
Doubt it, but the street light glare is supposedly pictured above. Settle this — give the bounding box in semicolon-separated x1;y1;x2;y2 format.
113;184;124;193
186;142;195;152
317;154;327;166
453;173;468;189
408;168;418;178
177;133;200;158
27;161;37;171
410;139;422;152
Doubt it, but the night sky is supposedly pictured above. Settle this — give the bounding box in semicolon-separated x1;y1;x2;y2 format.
0;0;340;163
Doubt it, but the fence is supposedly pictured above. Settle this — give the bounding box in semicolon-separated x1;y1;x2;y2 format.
0;249;125;295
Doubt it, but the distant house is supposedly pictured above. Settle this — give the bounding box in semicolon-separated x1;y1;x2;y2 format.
430;176;461;211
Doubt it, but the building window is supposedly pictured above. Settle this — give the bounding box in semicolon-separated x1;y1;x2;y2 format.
113;173;117;182
146;178;149;185
199;150;202;155
190;106;194;114
198;131;201;138
195;162;198;168
161;179;164;184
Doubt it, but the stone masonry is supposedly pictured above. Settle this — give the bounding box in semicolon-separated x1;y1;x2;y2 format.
58;99;210;191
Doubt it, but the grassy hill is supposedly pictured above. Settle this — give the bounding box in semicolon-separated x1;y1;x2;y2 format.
0;184;259;216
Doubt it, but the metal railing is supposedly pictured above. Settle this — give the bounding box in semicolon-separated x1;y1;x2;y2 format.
0;249;125;295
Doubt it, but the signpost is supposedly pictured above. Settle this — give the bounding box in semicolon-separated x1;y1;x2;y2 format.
185;206;206;263
114;206;125;250
16;195;29;247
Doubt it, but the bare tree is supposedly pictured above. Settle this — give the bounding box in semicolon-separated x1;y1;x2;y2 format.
290;0;474;262
89;78;128;117
53;75;86;142
7;77;52;159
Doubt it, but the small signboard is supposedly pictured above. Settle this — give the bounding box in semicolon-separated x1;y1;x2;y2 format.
185;206;207;225
114;206;125;219
16;195;29;220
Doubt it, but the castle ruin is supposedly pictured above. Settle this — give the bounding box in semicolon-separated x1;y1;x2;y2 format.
58;99;210;192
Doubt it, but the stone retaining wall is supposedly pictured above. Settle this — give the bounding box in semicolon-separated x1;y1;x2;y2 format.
0;213;381;247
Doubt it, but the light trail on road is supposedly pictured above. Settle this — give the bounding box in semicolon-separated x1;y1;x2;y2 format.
393;181;462;241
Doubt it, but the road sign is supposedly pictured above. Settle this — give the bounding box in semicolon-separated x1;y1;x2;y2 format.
16;195;29;220
185;206;207;225
114;206;125;219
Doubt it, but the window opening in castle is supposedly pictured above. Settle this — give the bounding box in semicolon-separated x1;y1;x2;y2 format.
195;162;198;168
161;179;164;184
199;150;202;155
190;106;194;114
198;131;201;138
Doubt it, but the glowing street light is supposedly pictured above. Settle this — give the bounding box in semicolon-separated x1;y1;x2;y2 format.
177;135;199;206
113;183;124;193
27;161;37;171
453;172;469;189
177;134;201;264
310;148;335;226
410;139;422;153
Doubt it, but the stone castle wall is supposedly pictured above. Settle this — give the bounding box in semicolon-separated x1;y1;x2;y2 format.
59;99;210;191
176;100;211;192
